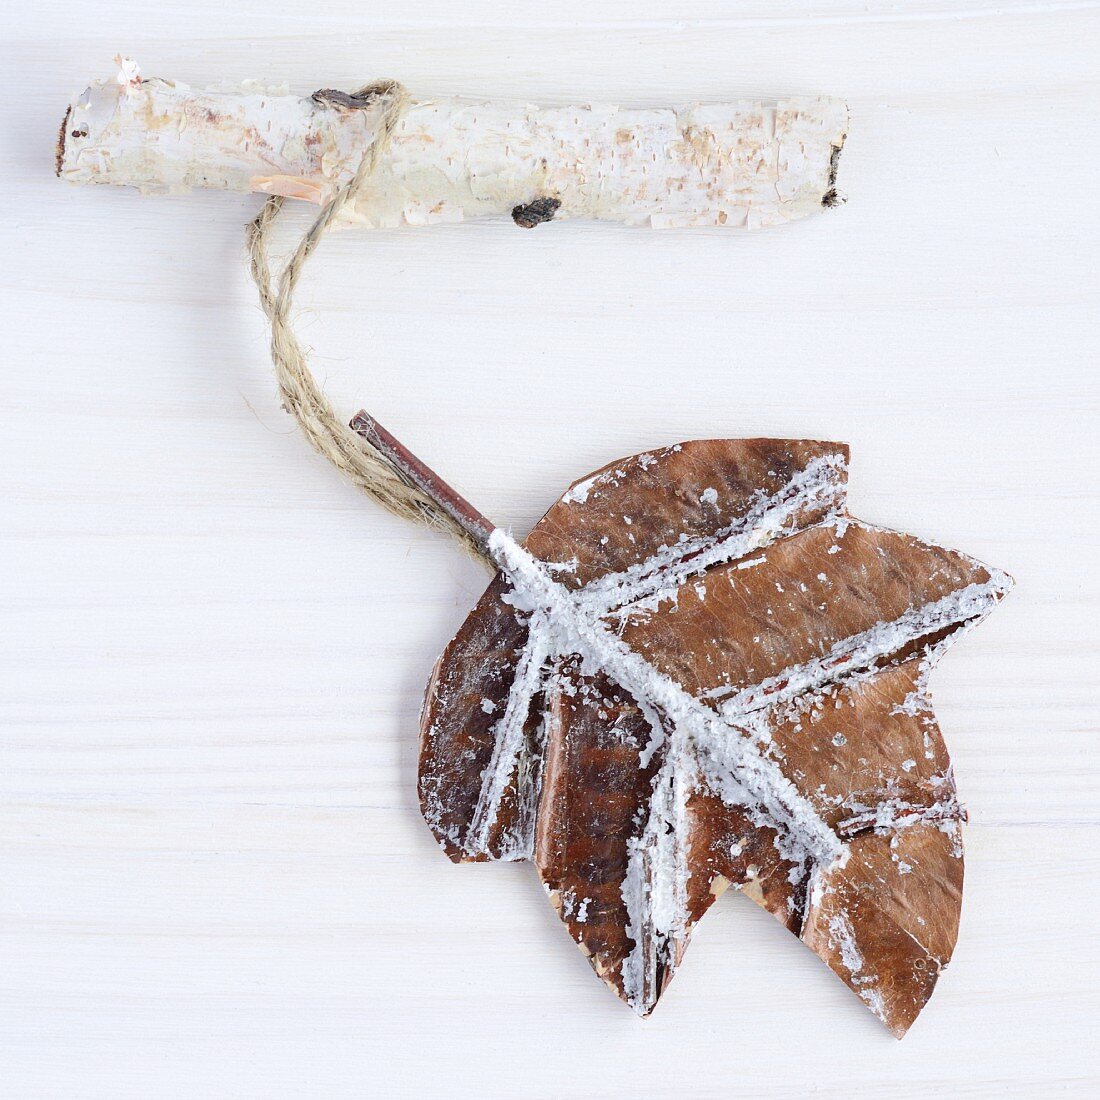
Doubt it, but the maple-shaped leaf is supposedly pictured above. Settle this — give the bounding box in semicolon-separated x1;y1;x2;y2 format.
416;439;1011;1036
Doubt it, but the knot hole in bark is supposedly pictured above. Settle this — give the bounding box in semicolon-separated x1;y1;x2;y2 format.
512;196;562;229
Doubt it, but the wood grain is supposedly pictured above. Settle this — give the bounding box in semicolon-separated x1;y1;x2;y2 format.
1;2;1098;1096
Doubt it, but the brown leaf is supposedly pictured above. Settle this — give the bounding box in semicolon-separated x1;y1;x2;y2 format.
418;439;1010;1035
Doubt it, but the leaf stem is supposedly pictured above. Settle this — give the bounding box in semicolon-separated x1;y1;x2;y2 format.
349;411;497;560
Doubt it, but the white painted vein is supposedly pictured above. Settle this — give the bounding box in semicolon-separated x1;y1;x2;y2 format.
715;568;1012;722
581;452;848;615
621;734;695;1014
465;611;552;855
487;531;844;866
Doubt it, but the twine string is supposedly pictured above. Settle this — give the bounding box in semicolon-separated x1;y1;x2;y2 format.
246;80;489;562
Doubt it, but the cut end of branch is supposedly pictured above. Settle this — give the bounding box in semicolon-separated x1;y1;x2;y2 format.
821;137;847;209
55;104;72;178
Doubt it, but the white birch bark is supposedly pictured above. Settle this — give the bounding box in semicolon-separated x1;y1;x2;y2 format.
58;60;848;229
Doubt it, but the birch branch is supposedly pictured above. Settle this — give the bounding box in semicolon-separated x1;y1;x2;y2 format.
58;60;848;229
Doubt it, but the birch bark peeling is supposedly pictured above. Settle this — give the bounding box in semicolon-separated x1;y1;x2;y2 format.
58;63;848;229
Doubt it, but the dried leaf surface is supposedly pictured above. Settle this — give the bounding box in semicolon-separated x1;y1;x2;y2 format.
419;440;1010;1035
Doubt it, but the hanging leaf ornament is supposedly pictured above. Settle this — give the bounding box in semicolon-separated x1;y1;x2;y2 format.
57;64;1012;1036
357;421;1011;1037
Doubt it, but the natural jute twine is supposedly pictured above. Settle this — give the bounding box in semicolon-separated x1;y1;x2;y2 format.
246;80;489;562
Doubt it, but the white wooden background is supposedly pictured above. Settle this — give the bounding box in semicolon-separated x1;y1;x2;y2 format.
2;3;1098;1096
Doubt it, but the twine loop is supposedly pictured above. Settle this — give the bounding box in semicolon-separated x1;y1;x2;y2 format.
246;80;488;561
